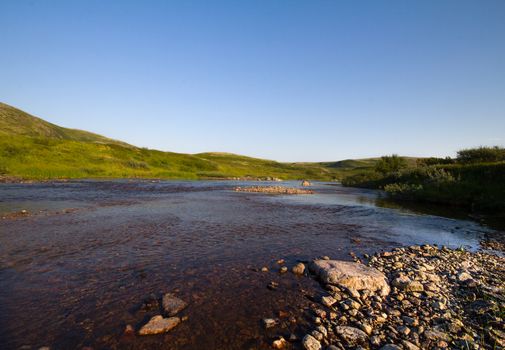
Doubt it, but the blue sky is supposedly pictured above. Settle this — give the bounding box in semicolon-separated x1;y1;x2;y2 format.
1;0;504;161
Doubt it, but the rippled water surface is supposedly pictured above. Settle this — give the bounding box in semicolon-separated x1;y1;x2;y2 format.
0;180;498;349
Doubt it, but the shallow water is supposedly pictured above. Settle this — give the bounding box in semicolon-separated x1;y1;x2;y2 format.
0;180;499;349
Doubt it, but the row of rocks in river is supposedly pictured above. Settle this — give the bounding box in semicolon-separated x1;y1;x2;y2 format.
268;245;504;349
234;186;314;195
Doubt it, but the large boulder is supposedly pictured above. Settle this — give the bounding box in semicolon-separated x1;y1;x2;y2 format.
309;260;390;296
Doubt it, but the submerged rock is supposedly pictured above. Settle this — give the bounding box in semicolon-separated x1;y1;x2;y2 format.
138;315;180;335
162;293;187;316
310;260;390;296
140;293;159;311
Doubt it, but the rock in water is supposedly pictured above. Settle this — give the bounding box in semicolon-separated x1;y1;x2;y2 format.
139;315;180;335
162;293;187;316
292;262;306;275
309;260;390;296
301;180;311;187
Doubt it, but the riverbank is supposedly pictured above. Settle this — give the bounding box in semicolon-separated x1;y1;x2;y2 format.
341;157;505;220
286;245;504;350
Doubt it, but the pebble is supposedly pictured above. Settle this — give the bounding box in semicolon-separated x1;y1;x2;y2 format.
272;337;287;349
292;262;306;275
398;326;410;336
267;281;279;290
458;271;472;282
302;334;321;350
123;324;134;336
321;295;337;307
262;318;278;328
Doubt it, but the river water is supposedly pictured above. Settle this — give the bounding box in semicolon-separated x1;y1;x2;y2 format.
0;180;498;349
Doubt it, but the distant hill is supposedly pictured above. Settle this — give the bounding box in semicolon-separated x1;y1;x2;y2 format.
0;102;378;181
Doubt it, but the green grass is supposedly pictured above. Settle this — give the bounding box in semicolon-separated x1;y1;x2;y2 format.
0;102;373;181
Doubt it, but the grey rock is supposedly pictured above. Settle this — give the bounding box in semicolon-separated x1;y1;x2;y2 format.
310;260;390;296
334;326;369;345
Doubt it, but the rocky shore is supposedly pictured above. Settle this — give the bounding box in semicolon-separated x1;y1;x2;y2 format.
285;245;504;350
127;244;504;349
234;186;314;195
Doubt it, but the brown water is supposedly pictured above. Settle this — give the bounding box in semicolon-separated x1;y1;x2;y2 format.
0;180;497;349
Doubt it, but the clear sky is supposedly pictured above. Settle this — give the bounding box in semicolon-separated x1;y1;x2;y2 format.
1;1;504;162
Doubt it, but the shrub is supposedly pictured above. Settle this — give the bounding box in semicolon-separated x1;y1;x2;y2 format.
384;183;423;195
341;171;382;187
417;157;454;166
457;146;505;163
374;155;408;175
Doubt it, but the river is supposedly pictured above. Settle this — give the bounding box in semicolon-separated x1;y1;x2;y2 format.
0;180;498;349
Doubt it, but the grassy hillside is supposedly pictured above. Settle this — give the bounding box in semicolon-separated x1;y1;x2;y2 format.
0;102;129;146
0;102;370;181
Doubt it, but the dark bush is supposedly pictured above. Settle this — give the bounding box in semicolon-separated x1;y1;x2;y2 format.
374;155;408;175
457;146;505;163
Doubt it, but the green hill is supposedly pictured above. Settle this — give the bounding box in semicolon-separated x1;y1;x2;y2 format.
0;102;369;181
0;102;129;146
